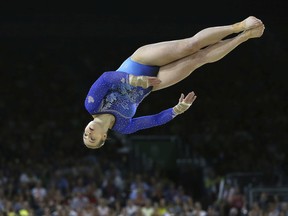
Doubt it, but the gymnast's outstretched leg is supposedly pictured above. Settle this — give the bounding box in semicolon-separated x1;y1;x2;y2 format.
131;16;263;66
153;24;265;90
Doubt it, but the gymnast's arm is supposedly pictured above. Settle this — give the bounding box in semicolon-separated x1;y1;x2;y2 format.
119;91;197;134
85;71;129;113
119;108;177;134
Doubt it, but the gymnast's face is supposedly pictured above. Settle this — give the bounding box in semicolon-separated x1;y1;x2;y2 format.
83;120;107;149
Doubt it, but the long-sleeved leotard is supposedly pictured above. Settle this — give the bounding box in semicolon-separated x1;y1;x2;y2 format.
84;70;177;134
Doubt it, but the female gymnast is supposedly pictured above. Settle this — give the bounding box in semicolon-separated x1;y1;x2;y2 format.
83;16;265;149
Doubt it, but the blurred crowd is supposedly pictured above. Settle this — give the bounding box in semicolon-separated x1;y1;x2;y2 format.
1;154;288;216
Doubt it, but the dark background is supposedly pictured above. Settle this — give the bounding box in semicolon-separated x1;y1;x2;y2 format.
1;1;288;180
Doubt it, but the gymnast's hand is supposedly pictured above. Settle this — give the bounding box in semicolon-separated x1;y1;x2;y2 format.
129;74;161;88
147;76;161;87
173;91;197;115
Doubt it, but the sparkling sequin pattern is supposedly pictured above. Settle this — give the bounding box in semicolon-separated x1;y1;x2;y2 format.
100;78;146;117
85;71;175;134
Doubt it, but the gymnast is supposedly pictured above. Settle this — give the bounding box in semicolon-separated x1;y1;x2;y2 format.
83;16;265;149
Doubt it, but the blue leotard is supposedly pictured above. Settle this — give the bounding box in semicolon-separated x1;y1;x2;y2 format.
84;57;176;134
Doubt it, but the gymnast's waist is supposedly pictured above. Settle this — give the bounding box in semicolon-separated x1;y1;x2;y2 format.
116;57;159;77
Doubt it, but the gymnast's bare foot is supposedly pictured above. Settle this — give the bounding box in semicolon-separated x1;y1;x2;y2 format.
233;16;263;33
243;24;265;39
242;16;263;30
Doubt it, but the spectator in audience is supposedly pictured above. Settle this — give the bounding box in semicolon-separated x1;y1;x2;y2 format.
141;199;155;216
124;199;138;216
97;198;111;216
31;181;47;202
248;202;263;216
